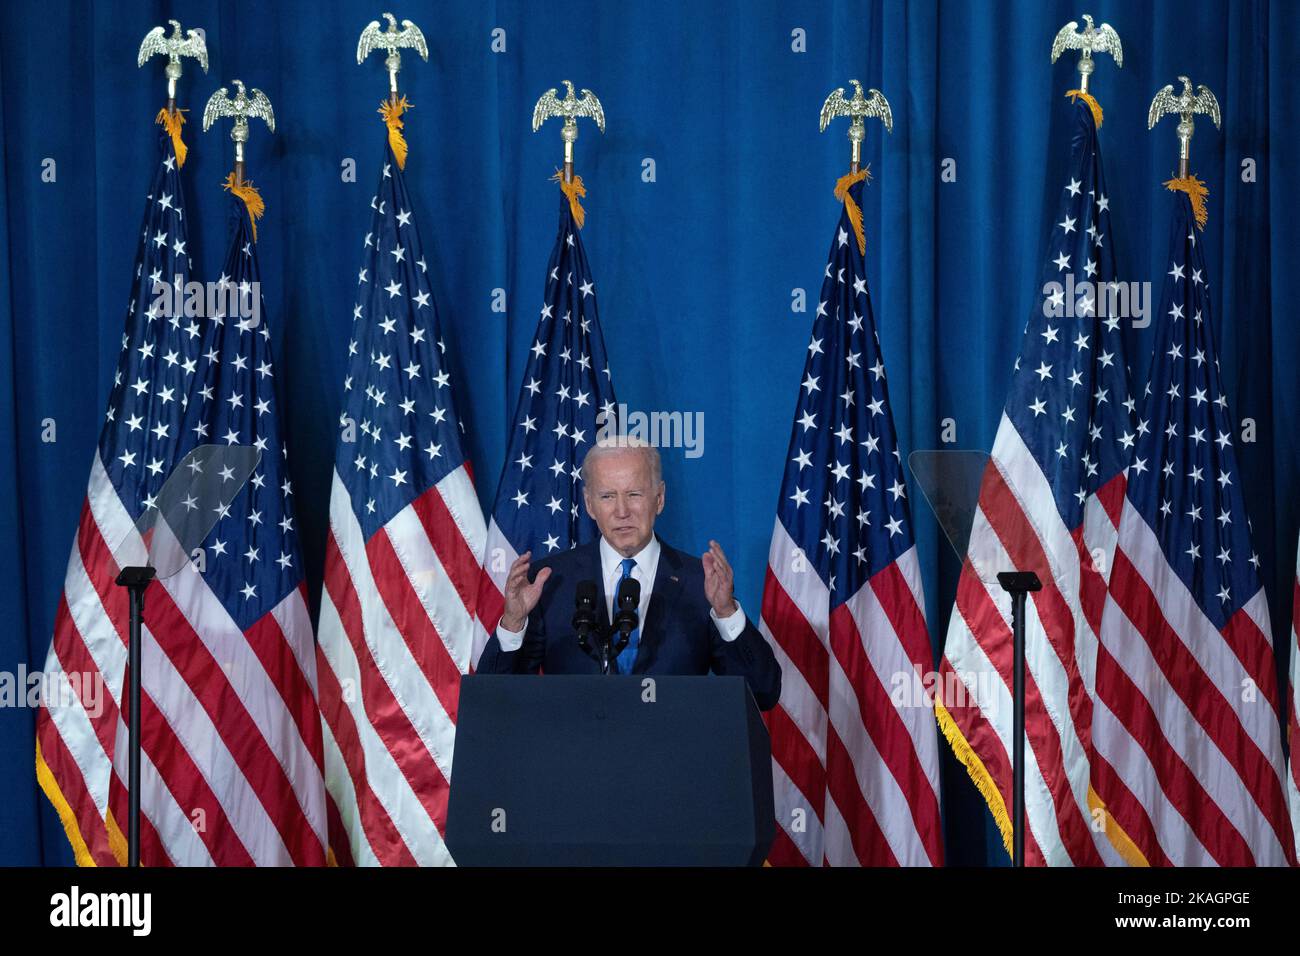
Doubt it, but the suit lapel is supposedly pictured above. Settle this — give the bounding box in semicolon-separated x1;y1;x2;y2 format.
638;539;685;669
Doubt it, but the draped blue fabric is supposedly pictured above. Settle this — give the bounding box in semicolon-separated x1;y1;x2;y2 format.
1;0;1295;866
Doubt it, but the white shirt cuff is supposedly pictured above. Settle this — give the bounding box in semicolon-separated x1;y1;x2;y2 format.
495;621;526;652
710;602;746;642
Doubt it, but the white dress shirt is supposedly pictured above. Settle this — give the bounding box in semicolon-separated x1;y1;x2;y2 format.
495;536;748;651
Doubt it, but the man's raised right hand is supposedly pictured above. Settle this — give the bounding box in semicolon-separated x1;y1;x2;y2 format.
499;551;552;633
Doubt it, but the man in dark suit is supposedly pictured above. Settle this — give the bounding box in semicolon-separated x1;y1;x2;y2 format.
476;439;781;711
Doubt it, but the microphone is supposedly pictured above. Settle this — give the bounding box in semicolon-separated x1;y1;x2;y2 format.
572;580;599;659
610;576;641;657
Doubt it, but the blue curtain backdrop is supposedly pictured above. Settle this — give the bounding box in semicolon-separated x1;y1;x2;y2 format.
1;0;1296;866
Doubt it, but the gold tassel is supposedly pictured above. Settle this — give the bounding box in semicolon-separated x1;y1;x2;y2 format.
834;166;872;255
1065;89;1104;129
1164;174;1210;230
934;699;1015;858
551;169;588;228
35;740;99;866
155;107;189;167
379;96;412;169
223;172;266;242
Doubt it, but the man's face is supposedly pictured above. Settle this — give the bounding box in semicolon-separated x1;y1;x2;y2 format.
582;448;665;557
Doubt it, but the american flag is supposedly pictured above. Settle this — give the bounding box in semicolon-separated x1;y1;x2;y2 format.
762;174;943;866
935;99;1134;866
473;188;617;655
1089;188;1295;865
1288;536;1300;862
314;139;486;867
35;132;328;865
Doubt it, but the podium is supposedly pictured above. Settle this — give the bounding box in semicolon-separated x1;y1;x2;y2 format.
445;675;775;866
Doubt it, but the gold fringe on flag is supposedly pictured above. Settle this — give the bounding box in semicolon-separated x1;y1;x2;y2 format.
1086;786;1151;867
551;170;588;228
223;172;266;241
1066;89;1104;129
1164;174;1210;230
35;740;97;867
934;699;1015;857
155;107;189;166
834;166;872;255
937;699;1152;866
379;96;412;169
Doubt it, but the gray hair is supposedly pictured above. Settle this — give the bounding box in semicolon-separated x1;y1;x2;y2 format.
579;436;662;486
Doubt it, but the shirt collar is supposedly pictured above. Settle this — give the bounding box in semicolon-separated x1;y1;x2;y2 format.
598;534;660;581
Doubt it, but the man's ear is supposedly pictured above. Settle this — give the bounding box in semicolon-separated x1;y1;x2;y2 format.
582;487;596;520
655;481;665;515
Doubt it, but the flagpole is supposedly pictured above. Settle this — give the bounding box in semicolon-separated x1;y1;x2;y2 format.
532;81;606;187
121;20;209;868
138;19;209;118
1148;76;1221;181
357;14;430;112
202;80;275;193
998;571;1042;867
819;80;893;177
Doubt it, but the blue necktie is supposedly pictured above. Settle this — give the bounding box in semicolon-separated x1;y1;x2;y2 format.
615;557;639;674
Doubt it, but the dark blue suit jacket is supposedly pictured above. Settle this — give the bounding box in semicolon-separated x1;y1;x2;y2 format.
476;537;782;711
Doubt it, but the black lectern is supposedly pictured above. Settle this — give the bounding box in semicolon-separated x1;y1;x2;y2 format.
445;675;774;866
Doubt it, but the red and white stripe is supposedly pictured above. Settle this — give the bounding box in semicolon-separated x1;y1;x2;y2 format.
469;518;517;668
1090;498;1295;866
936;416;1127;866
762;519;944;866
1288;537;1300;863
35;453;328;866
315;465;486;866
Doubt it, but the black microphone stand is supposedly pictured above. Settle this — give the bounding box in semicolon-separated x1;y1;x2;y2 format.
115;564;157;868
997;570;1042;868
